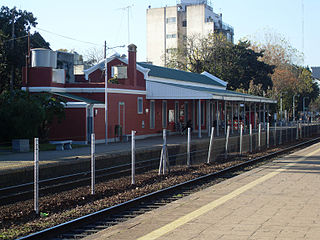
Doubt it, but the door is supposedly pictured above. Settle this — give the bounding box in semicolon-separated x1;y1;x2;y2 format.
118;102;125;139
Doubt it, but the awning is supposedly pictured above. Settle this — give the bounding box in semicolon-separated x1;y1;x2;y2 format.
146;81;276;104
52;92;103;104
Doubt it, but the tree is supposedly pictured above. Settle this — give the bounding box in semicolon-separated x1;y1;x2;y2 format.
0;6;50;94
0;90;65;142
83;46;104;66
248;30;319;116
166;34;274;93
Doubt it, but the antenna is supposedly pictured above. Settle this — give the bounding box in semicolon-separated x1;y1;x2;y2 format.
301;0;304;64
117;4;134;45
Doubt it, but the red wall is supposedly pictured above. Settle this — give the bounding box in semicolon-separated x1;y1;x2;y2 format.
49;108;87;142
94;108;106;140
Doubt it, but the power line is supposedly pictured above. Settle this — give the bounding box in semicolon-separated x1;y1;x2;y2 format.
33;26;103;47
3;34;28;43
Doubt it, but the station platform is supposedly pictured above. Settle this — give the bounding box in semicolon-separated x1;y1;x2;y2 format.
84;142;320;240
0;134;193;172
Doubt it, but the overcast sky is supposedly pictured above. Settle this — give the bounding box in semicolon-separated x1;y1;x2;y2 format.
2;0;319;67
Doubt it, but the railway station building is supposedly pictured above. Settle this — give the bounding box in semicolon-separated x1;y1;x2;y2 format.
22;44;276;144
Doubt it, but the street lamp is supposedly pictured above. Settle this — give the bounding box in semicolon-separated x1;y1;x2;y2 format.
303;96;309;123
292;94;299;122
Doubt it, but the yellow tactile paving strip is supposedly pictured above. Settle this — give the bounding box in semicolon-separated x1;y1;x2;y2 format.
84;142;320;240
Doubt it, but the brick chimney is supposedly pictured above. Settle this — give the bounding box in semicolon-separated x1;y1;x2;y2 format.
128;44;137;87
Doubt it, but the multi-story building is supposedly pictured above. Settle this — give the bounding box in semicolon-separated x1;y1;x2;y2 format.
146;0;234;66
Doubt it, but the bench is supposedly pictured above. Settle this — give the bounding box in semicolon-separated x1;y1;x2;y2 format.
49;140;72;151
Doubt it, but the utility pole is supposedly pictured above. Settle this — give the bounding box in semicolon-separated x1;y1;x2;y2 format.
10;9;15;96
25;31;30;91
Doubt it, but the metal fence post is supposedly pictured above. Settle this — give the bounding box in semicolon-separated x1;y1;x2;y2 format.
131;130;136;185
225;126;230;160
279;122;282;145
300;122;302;139
267;122;270;148
34;138;39;215
249;124;253;153
163;129;167;174
207;127;214;163
159;129;169;175
91;133;95;195
258;123;261;151
187;127;191;166
274;122;277;146
296;121;299;140
240;124;243;155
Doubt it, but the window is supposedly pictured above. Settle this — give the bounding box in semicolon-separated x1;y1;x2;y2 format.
150;100;155;129
166;17;176;24
182;20;187;27
137;97;143;114
166;34;177;39
162;101;167;128
111;66;115;77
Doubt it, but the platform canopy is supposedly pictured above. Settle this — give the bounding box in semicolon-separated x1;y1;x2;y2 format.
139;62;276;104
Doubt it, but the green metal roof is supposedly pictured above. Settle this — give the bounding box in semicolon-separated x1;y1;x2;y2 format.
138;62;225;87
52;92;103;104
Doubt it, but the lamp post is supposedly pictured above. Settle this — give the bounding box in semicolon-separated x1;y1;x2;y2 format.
303;96;309;123
292;94;299;122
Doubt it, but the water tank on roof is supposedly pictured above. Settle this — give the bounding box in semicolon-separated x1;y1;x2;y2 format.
31;48;57;68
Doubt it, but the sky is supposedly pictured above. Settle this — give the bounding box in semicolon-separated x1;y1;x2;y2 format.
2;0;319;67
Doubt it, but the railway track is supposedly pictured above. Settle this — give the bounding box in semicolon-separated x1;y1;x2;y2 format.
0;155;165;205
17;136;320;240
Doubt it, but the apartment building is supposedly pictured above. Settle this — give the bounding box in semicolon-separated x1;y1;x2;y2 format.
146;0;234;66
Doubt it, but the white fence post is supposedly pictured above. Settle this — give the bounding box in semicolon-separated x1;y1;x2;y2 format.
159;129;169;175
131;130;136;185
240;124;243;155
274;123;277;146
34;138;39;215
249;124;253;153
225;126;230;159
187;127;191;166
207;127;214;163
267;122;270;148
91;133;95;195
258;123;261;151
279;122;282;145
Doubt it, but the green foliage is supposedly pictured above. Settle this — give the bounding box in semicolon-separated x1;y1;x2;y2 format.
0;90;44;140
166;34;274;92
0;6;50;94
0;90;65;141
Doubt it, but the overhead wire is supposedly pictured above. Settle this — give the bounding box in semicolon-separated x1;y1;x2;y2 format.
32;26;103;47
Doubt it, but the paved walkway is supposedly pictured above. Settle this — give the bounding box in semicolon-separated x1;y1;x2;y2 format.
0;134;206;172
84;142;320;240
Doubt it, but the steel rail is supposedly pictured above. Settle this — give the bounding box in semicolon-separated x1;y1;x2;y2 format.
17;136;320;240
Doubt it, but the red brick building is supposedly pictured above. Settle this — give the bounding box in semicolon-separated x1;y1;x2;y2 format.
22;44;276;144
